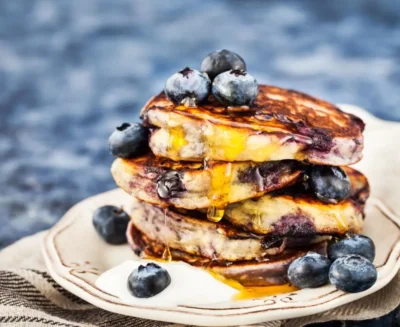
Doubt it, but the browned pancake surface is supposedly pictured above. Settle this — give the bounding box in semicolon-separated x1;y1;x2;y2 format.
112;154;304;209
142;85;364;140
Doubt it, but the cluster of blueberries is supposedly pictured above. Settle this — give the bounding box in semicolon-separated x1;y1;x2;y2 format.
108;50;260;160
108;52;262;161
288;234;377;293
165;49;259;107
108;51;262;161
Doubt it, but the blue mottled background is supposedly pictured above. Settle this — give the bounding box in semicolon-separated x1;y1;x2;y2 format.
0;0;399;249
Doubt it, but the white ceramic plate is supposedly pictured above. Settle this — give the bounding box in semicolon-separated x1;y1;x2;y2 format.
42;106;400;326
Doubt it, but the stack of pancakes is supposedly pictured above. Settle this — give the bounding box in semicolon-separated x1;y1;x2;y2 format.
111;85;369;286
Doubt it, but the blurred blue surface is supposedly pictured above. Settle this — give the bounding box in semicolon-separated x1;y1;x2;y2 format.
0;0;399;248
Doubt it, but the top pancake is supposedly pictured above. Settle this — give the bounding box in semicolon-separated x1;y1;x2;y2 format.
141;84;365;165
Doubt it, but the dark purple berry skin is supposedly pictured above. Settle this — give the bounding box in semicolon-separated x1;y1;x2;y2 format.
212;70;258;106
128;263;171;298
108;123;149;159
309;166;351;204
329;254;377;293
165;67;211;106
156;171;184;199
287;252;331;289
328;234;375;263
201;49;246;80
92;206;130;244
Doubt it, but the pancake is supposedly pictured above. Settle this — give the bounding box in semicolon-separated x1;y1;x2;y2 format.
127;221;328;286
112;154;304;209
224;167;369;235
141;85;364;166
128;196;331;262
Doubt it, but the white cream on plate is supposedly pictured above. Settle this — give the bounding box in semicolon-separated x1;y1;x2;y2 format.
95;260;237;307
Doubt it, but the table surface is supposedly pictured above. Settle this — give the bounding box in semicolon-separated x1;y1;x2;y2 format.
0;0;399;249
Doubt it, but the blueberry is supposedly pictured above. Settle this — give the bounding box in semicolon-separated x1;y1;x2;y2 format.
201;49;246;80
157;171;184;199
128;263;171;298
92;206;130;244
288;252;331;289
309;166;351;204
108;123;149;159
329;234;375;263
165;67;211;106
212;70;258;106
329;255;377;293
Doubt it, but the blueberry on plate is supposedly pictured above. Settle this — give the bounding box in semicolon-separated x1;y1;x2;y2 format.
329;254;377;293
212;70;258;106
201;49;246;80
92;205;130;244
108;123;149;159
328;234;375;262
288;252;331;289
128;263;171;298
165;67;211;106
309;165;351;204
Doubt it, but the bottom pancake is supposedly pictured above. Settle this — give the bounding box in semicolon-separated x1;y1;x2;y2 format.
127;221;328;286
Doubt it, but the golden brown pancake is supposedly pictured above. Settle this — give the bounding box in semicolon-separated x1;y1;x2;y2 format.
141;85;364;165
127;196;331;262
224;167;369;235
111;154;304;209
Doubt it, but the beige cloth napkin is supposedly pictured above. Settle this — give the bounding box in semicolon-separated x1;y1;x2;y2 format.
0;231;399;327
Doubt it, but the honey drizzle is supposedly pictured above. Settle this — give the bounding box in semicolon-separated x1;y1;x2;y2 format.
207;207;225;222
167;126;188;157
162;208;172;262
164;207;168;226
332;211;348;233
145;257;297;300
207;125;247;161
233;284;299;301
208;271;298;300
206;162;233;222
253;209;262;230
161;246;172;262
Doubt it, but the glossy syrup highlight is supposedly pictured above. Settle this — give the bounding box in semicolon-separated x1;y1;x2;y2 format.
206;162;233;222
